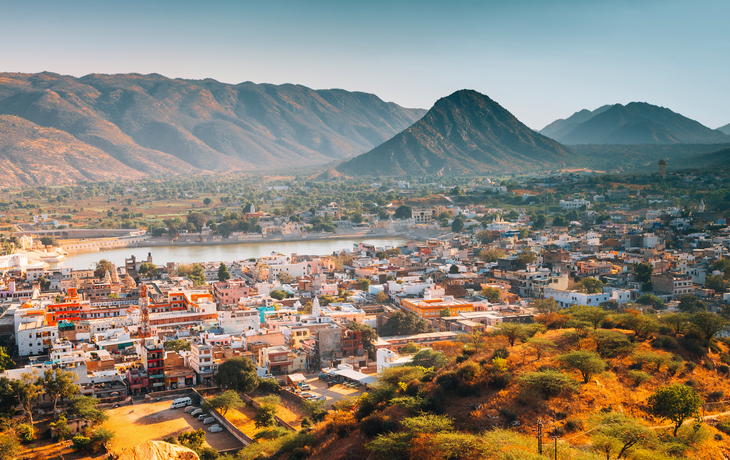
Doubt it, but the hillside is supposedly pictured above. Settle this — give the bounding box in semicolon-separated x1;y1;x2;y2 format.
240;309;730;460
549;102;730;145
570;143;730;173
719;123;730;135
673;147;730;171
0;72;426;185
539;104;613;140
337;90;575;176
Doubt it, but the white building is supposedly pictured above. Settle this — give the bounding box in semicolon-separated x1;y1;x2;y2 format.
559;199;590;210
218;309;261;334
376;348;413;375
544;288;632;309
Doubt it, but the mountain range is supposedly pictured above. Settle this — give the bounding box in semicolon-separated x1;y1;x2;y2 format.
337;90;574;176
719;123;730;135
0;72;425;186
540;102;730;145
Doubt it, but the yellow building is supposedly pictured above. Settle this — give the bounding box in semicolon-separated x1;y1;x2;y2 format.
400;297;475;319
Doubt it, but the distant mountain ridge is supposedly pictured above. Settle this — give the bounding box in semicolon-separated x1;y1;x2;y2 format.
337;90;575;176
541;102;730;145
0;72;426;186
719;123;730;135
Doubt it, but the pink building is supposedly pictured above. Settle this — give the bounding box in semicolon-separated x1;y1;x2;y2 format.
213;279;251;307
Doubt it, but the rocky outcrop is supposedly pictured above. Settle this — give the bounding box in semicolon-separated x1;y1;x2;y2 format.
117;440;200;460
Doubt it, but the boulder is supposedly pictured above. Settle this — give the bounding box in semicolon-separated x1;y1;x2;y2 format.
118;440;199;460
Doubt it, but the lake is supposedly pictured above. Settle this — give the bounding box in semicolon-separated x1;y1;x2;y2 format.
59;237;408;269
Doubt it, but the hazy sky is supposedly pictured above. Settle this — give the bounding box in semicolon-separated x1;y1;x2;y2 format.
2;0;728;130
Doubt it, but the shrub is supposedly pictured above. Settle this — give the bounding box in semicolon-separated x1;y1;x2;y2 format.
720;353;730;365
564;418;584;432
652;335;679;350
499;408;518;424
703;359;715;371
71;435;91;451
492;348;510;359
360;414;398;437
436;371;460;391
518;369;579;399
719;365;730;375
257;377;281;394
594;330;635;358
709;390;724;401
681;335;708;356
555;351;607;383
200;447;219;460
685;362;697;372
667;359;684;376
326;411;357;438
627;370;652;386
717;419;730;435
631;351;668;372
253;427;289;441
489;371;513;389
16;424;34;443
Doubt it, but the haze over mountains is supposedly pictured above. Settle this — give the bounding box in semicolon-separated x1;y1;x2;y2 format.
337;90;574;176
540;102;730;145
0;72;425;186
719;123;730;135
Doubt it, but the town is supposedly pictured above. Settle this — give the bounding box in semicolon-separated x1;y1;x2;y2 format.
2;168;730;459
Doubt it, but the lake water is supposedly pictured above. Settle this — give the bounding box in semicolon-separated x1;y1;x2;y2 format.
59;237;408;269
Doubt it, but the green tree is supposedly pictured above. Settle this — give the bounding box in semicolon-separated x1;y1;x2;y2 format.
399;342;422;354
0;346;14;372
203;197;212;206
89;427;115;452
705;274;727;293
593;330;635;359
591;413;653;459
375;291;389;303
218;262;231;282
678;295;706;313
380;311;433;336
40;368;79;414
552;215;569;227
178;429;206;451
40;236;58;246
269;289;288;300
411;349;448;369
164;339;192;353
348;321;379;359
514;249;537;270
50;414;73;441
555;350;607;383
13;373;43;425
570;305;608;329
0;432;20;460
138;262;159;278
493;322;529;346
711;258;730;277
93;259;114;278
254;404;278;428
533;214;547;229
526;337;556;360
357;278;371;291
68;395;108;424
690;311;728;341
451;216;464;233
176;263;206;285
394;205;412;219
215;357;259;393
633;263;654;283
636;294;664;309
518;369;579;399
531;298;560;314
660;313;692;335
205;390;242;416
647;384;703;437
0;377;19;416
478;247;506;263
576;277;603;294
481;286;501;302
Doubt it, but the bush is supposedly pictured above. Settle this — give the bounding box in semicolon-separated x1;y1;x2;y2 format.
71;435;91;451
717;419;730;435
709;390;724;401
600;318;616;329
685;362;697;372
360;414;397;437
719;365;730;375
326;411;357;438
200;447;219;460
627;370;652;386
489;371;513;389
500;408;518;424
257;377;281;394
703;359;715;371
594;330;635;358
652;335;679;350
16;424;34;443
518;369;579;399
667;359;684;376
436;371;460;391
564;418;584;432
681;336;708;356
492;348;510;359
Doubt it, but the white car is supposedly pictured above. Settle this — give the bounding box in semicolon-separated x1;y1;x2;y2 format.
198;413;208;421
315;395;327;401
184;406;199;413
203;417;216;425
190;408;203;416
209;424;224;433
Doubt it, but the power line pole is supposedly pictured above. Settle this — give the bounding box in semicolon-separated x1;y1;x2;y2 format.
536;418;543;455
553;435;558;460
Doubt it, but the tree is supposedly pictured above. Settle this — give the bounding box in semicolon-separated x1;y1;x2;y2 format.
514;250;537;270
481;286;501;302
375;291;389;303
570;305;608;329
533;214;547;229
518;369;579;399
451;216;464;233
633;263;654;283
592;413;653;459
203;197;213;206
0;377;19;416
40;236;58;246
176;263;206;286
348;321;379;359
660;313;692;336
556;350;607;383
218;262;231;282
493;322;531;347
380;311;433;336
705;274;727;293
215;357;259;393
712;258;730;277
531;299;560;314
690;311;728;341
50;414;73;441
526;337;556;360
576;277;603;294
138;262;159;278
254;404;278;428
178;429;206;451
164;339;192;353
647;384;703;436
636;294;664;309
678;295;706;313
399;342;422;354
0;346;13;372
93;259;114;278
205;390;242;416
89;427;115;452
411;349;448;370
0;432;20;460
394;205;412;219
593;330;635;359
12;373;43;425
478;248;506;263
41;368;79;414
357;278;371;291
68;395;108;424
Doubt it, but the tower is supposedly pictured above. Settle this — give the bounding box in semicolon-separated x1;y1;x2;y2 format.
658;159;667;178
139;297;151;343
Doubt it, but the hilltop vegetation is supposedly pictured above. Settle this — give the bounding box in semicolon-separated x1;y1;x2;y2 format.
226;306;730;460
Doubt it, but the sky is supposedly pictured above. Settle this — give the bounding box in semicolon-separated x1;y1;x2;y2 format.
1;0;728;130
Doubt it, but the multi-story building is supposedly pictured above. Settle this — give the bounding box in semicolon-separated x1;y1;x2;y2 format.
342;329;364;357
544;288;632;308
213;280;251;307
651;272;694;299
142;343;165;392
400;296;475;319
190;342;214;386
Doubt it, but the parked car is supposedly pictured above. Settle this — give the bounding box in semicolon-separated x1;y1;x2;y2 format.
185;406;199;413
190;409;203;416
315;395;327;401
203;417;216;424
300;392;314;398
209;424;224;433
198;413;208;421
300;384;311;390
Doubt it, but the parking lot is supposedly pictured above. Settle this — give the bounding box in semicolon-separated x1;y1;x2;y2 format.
294;374;367;406
102;398;243;454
